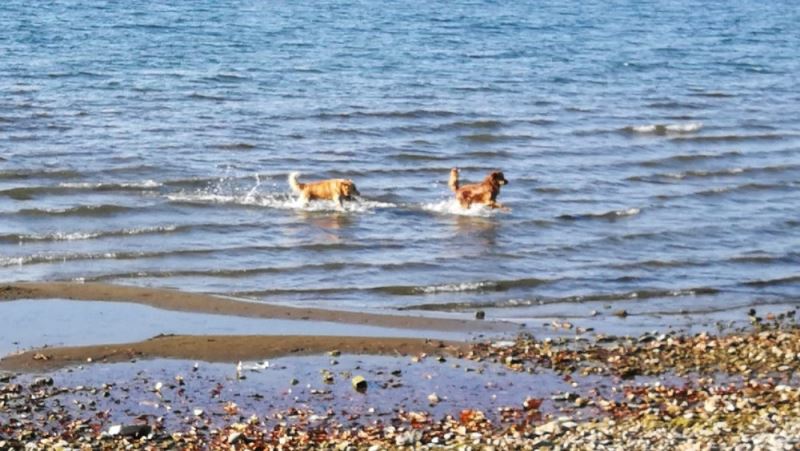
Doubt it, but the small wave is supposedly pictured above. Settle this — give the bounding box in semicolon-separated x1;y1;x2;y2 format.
1;241;401;268
623;122;703;135
438;119;504;131
460;133;536;143
402;287;720;311
210;143;256;151
203;73;251;82
671;133;788;143
730;253;800;265
16;204;136;217
558;207;640;221
0;225;181;244
313;109;458;120
743;275;800;287
236;276;548;299
462;150;513;158
380;278;548;296
689;91;735;98
0;252;126;267
631;164;800;184
391;152;448;162
638;150;743;167
187;92;228;101
421;199;505;217
695;182;791;197
646;101;705;110
0;169;81;180
0;180;162;199
59;180;163;190
85;262;358;281
610;259;702;269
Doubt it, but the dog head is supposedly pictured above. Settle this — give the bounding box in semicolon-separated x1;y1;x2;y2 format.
487;171;508;186
341;181;360;198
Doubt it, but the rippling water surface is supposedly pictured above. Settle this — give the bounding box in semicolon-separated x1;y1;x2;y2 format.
1;0;799;322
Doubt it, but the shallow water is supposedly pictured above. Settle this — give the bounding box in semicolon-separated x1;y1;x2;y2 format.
4;355;582;428
0;299;473;355
1;0;799;324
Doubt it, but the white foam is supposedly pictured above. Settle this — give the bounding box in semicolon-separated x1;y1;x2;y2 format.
630;124;658;133
415;281;497;294
121;180;162;188
665;122;703;133
167;191;394;213
17;225;178;243
421;199;502;217
38;231;102;241
0;252;120;267
628;122;703;134
615;207;641;217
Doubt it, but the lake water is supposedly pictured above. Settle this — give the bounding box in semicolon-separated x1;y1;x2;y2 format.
1;0;798;323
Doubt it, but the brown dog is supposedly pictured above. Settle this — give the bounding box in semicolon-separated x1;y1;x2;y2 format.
449;168;509;210
288;172;360;208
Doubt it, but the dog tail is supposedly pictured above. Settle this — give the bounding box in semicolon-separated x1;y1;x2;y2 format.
448;168;460;192
288;171;303;194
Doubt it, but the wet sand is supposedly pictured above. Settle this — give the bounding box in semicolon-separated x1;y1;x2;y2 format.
0;334;464;373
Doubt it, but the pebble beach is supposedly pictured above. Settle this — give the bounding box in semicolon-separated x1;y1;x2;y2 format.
2;284;800;449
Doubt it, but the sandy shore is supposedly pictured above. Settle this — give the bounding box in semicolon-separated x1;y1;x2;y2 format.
0;282;514;333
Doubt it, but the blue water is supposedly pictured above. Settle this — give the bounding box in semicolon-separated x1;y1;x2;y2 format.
1;0;799;322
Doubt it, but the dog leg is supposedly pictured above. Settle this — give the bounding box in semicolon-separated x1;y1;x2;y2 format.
489;201;511;212
333;194;346;211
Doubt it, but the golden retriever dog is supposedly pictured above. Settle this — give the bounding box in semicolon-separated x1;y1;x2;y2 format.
448;168;509;210
288;172;360;208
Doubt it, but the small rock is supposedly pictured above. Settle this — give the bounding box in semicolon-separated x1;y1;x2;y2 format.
227;432;243;444
475;310;486;320
107;424;151;438
351;375;367;392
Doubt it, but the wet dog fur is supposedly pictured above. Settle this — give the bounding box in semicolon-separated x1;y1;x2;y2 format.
449;168;509;210
288;172;360;208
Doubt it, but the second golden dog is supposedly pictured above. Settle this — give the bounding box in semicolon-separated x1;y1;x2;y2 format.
449;168;509;210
